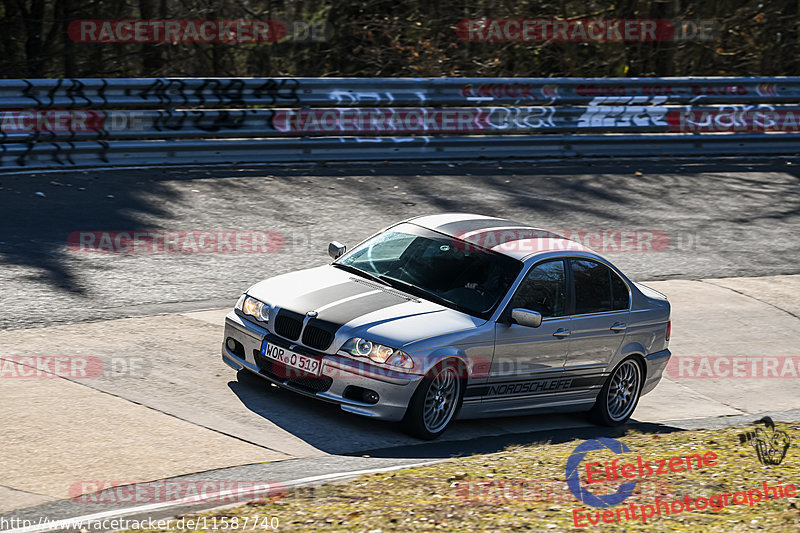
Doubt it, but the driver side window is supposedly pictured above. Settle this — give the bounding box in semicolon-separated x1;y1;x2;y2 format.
510;260;567;318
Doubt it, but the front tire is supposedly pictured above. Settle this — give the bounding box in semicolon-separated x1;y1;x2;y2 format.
590;357;643;426
402;361;465;440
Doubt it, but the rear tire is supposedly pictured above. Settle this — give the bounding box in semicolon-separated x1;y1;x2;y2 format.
402;361;465;440
590;357;643;426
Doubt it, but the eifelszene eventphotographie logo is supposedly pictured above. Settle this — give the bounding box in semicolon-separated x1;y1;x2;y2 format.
565;436;718;508
564;436;796;527
565;437;638;508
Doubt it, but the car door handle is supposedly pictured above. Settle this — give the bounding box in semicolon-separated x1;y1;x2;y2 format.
610;322;627;332
553;328;571;338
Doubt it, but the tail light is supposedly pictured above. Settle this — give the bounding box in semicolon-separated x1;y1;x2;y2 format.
665;320;671;341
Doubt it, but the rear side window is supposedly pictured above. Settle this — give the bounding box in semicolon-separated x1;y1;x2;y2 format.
611;270;630;310
571;259;613;314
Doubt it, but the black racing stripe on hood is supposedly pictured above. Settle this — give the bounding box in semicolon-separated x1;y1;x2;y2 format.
288;281;375;311
314;290;415;326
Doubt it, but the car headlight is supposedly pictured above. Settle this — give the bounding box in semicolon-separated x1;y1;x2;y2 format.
341;337;414;370
241;295;271;322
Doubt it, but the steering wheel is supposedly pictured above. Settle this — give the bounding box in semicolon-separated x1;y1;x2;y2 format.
464;282;488;297
398;265;425;285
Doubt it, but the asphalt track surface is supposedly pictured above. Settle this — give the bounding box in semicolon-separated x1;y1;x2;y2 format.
2;157;800;331
2;157;800;529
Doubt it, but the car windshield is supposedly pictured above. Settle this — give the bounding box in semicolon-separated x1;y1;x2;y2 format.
335;223;522;318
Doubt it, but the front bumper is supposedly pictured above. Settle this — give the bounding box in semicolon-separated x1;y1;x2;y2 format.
642;348;672;395
221;311;422;422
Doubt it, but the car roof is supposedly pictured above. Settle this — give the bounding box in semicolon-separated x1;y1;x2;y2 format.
408;213;591;260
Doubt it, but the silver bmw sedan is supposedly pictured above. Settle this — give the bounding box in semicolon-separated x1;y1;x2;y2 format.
222;213;671;439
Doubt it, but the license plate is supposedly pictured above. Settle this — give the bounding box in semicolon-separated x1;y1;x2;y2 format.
260;341;322;376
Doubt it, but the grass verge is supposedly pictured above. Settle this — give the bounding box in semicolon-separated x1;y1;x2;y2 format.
126;419;799;532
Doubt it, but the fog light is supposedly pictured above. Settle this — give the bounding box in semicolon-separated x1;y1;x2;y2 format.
364;390;380;404
343;386;380;404
226;337;245;357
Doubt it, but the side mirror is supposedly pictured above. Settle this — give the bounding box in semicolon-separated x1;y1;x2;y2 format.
328;241;346;259
511;308;543;328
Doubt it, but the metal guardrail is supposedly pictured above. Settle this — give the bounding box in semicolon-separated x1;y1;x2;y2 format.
1;77;799;169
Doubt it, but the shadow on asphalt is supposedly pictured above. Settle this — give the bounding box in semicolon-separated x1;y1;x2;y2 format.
228;369;431;452
351;420;685;459
229;367;684;459
3;157;800;297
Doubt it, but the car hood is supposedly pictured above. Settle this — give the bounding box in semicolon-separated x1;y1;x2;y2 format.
247;264;486;350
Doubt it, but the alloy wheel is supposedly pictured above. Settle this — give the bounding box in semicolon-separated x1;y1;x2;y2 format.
606;359;642;422
422;366;460;433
